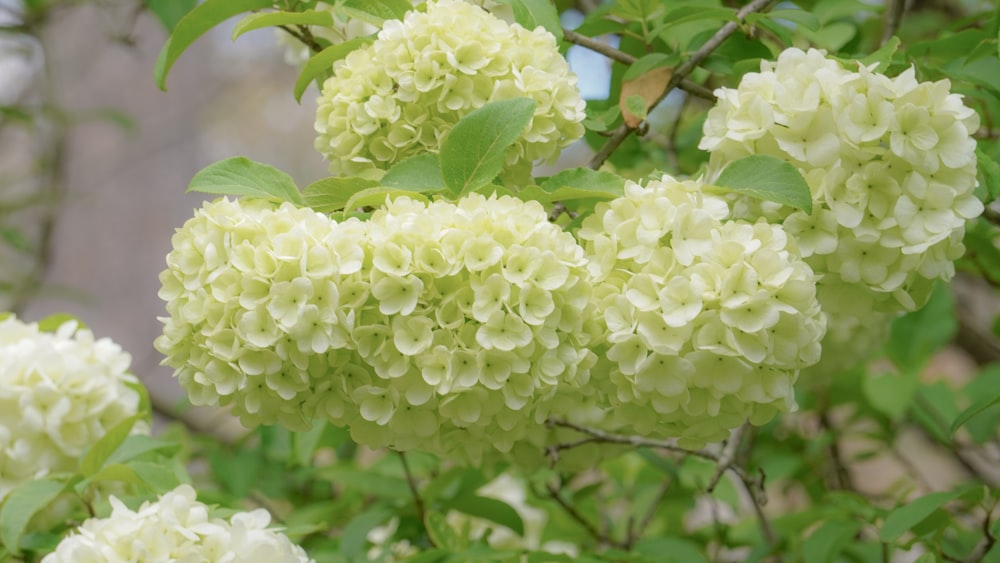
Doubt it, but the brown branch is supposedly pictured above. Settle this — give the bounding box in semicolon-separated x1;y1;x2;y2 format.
278;24;324;54
546;418;778;550
561;28;716;100
881;0;906;46
546;418;718;462
588;0;778;169
819;408;855;491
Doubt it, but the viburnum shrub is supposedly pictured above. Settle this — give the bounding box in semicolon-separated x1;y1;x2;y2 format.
5;0;1000;561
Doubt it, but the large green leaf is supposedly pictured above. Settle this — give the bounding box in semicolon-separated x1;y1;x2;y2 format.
539;168;626;197
886;282;956;373
0;477;70;553
294;37;374;102
79;414;143;477
449;493;525;536
155;0;273;90
801;519;863;563
381;154;447;193
880;486;982;542
232;10;334;41
302;176;380;213
338;0;412;26
340;505;395;558
187;156;303;204
713;155;813;214
951;392;1000;438
144;0;198;32
439;98;536;196
497;0;563;39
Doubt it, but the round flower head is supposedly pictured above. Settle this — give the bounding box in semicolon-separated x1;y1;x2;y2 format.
700;47;983;313
577;177;826;448
321;193;600;463
156;197;371;431
42;484;313;563
313;0;586;181
0;315;145;501
157;195;598;464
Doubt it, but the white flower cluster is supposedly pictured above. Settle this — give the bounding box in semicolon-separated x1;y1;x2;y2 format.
42;484;312;563
313;0;586;180
0;316;144;501
577;177;826;448
700;47;982;313
156;195;599;463
156;197;368;431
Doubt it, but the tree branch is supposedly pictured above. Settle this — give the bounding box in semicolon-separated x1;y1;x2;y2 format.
398;451;433;546
881;0;906;46
561;28;715;100
588;0;778;169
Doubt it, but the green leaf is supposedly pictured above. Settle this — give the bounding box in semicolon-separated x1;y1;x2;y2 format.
624;95;648;121
713;155;813;214
859;36;900;71
951;392;1000;437
105;435;180;467
0;477;68;553
425;510;465;551
144;0;198;32
753;8;820;31
633;538;707;563
36;313;86;333
977;147;1000;200
79;415;142;477
338;0;412;26
188;156;303;204
320;467;411;498
960;366;1000;443
449;494;525;536
232;10;334;41
84;463;144;488
381;154;447;193
439;98;536;196
801;519;863;563
293;420;328;466
653;5;734;36
497;0;563;40
886;282;956;372
539;167;626;197
129;460;185;492
343;187;429;212
340;505;394;558
0;226;31;253
294;36;373;102
302;176;380;213
880;487;979;542
862;372;918;422
623;53;678;82
154;0;273;90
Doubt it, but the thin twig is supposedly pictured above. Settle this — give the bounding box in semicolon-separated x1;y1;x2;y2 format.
707;422;748;492
561;28;715;100
278;24;324;54
625;478;672;549
543;481;618;548
588;0;778;169
819;408;855;491
398;451;431;544
547;418;718;461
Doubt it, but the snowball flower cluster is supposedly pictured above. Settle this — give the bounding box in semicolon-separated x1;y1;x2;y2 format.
42;484;312;563
577;177;826;448
701;47;982;313
156;195;599;463
314;0;586;180
0;315;144;501
156;197;369;431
